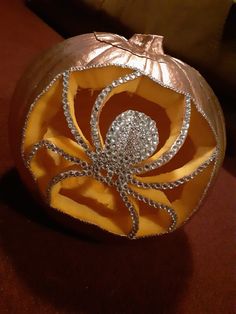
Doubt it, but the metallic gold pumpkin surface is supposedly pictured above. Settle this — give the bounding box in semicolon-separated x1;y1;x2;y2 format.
9;33;226;238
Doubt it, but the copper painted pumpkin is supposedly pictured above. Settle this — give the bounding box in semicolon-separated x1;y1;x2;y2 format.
9;33;226;239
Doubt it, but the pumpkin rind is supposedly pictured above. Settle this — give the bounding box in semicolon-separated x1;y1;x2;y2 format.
9;32;225;238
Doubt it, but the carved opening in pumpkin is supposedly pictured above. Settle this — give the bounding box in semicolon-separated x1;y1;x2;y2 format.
23;66;216;237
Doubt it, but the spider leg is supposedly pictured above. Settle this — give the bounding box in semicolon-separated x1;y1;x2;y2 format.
46;169;90;205
118;186;139;239
90;71;142;151
126;187;177;232
26;139;89;169
62;71;91;152
132;95;191;174
131;149;217;190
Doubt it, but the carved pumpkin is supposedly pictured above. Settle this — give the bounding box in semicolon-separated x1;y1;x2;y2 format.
9;33;225;239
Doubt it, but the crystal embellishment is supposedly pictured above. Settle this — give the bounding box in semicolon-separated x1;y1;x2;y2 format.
105;110;159;165
23;68;217;239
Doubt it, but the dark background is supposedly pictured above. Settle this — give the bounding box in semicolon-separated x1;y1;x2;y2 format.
0;1;235;313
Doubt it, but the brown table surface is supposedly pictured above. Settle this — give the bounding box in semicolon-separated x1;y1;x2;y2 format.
0;1;235;313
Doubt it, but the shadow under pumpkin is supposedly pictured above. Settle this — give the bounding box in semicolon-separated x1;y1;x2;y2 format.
0;169;192;313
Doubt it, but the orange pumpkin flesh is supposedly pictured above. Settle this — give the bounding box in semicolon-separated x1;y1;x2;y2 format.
9;33;225;238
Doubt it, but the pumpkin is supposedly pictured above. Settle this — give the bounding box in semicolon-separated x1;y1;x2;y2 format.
9;32;226;239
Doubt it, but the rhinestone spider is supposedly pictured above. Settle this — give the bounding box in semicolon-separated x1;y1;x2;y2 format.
25;69;216;239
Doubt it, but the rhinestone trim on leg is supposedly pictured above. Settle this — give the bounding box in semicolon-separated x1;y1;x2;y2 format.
90;70;142;150
26;139;88;169
132;150;217;190
132;95;191;174
62;72;89;151
126;187;177;232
